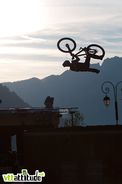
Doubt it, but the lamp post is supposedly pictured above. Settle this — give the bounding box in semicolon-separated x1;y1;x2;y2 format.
69;110;75;127
101;81;122;125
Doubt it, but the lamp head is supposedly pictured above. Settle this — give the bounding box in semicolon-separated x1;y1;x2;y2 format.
103;95;110;106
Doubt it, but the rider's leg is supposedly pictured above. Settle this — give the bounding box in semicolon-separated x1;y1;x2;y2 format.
72;55;80;63
89;54;104;60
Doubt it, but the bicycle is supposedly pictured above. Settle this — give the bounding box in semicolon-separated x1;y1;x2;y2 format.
57;37;105;73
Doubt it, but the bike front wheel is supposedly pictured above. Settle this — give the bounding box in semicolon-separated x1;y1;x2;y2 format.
57;37;76;53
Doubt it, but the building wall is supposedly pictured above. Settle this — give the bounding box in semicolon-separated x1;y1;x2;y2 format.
0;109;60;177
23;127;122;184
0;110;60;128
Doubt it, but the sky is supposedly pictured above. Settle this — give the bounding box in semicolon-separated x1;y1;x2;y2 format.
0;0;122;82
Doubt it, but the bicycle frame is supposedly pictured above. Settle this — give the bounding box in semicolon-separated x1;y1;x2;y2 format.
65;44;86;58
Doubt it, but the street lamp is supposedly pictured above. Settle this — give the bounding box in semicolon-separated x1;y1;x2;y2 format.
103;95;110;106
101;81;122;125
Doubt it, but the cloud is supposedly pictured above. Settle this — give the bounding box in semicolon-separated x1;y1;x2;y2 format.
1;15;122;61
0;53;62;62
0;0;121;83
41;0;122;7
0;0;122;82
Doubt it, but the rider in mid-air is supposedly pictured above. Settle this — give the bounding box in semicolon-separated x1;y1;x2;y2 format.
57;37;105;73
63;47;104;73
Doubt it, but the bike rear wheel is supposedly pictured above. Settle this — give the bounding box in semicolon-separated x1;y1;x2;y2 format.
87;44;105;57
57;37;76;53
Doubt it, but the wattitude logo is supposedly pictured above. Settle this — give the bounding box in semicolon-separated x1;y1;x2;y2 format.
2;169;45;182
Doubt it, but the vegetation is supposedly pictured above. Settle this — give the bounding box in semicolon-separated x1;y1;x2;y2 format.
64;111;84;127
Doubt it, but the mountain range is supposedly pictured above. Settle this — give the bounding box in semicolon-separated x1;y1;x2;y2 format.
0;84;29;108
2;56;122;125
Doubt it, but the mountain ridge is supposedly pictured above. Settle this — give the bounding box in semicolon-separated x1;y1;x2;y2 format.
2;56;122;125
0;84;29;108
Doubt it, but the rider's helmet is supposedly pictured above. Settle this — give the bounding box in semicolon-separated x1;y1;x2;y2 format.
63;60;70;67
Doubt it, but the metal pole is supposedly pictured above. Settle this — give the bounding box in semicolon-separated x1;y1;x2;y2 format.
114;100;118;125
71;112;74;127
101;81;122;126
115;81;122;125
